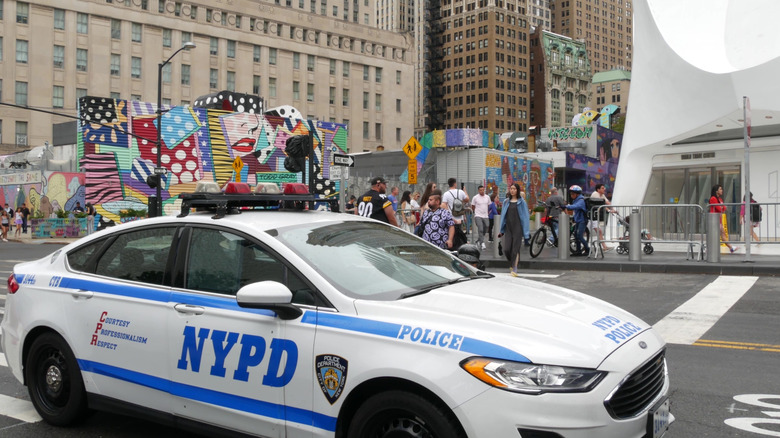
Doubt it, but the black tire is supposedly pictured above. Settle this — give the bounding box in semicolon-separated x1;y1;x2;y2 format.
569;228;590;253
347;390;465;438
529;228;547;258
644;244;654;255
25;332;89;426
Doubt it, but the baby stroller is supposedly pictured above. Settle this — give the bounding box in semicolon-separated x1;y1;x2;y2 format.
612;212;654;255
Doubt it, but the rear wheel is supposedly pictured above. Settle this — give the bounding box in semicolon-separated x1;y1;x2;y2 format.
347;390;464;438
530;228;547;258
569;228;590;253
25;333;89;426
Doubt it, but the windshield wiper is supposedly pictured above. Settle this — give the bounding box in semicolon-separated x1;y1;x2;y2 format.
398;273;491;300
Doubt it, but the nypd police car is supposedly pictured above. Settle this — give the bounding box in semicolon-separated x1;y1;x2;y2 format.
2;185;672;437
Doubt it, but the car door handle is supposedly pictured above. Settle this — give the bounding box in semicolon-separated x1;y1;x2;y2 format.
66;289;94;299
174;304;206;315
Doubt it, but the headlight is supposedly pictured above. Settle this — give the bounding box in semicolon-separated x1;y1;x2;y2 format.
460;357;606;394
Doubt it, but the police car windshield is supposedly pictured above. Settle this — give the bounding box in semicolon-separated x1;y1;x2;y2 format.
271;221;472;300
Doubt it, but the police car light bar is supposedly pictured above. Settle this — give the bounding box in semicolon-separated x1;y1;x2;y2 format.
178;182;338;219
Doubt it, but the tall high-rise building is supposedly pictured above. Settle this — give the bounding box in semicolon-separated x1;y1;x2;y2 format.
551;0;633;73
528;0;551;30
421;0;531;133
0;0;414;153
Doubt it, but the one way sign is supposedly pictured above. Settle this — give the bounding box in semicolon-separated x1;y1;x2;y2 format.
333;153;354;167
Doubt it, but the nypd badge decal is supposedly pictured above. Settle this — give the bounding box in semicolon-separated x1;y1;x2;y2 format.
316;355;348;404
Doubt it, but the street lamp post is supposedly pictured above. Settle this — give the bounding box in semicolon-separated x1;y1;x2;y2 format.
155;41;195;217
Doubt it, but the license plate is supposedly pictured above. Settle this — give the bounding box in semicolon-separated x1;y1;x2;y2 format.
647;396;671;438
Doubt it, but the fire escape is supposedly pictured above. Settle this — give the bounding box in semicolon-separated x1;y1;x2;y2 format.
423;0;446;131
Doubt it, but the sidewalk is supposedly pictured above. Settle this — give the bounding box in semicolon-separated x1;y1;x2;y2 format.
476;238;780;276
5;230;80;245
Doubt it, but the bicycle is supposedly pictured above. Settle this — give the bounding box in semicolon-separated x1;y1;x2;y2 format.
529;202;589;258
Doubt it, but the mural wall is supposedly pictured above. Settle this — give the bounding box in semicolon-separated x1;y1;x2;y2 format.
77;97;347;225
0;171;84;218
485;153;555;208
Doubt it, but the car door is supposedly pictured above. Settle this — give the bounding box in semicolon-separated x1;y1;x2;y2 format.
64;225;177;414
168;226;317;438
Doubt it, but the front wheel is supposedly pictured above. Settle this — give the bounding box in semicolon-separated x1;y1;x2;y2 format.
569;227;590;253
347;390;465;438
530;228;547;258
25;332;89;426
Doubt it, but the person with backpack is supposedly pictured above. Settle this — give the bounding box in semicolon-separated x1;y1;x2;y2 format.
588;184;613;253
739;192;761;243
441;177;469;226
565;185;589;256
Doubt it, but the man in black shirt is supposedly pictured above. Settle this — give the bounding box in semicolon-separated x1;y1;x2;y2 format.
357;177;399;227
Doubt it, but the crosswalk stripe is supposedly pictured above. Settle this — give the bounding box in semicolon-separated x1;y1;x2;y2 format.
0;394;41;423
653;275;758;345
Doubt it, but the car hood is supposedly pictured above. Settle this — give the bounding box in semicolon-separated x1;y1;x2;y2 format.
353;275;654;368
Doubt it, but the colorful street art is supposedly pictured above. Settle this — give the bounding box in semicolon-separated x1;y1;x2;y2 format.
76;97;348;224
485;153;555;208
566;151;619;195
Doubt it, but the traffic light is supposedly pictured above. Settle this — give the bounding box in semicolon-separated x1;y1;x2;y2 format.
146;174;161;189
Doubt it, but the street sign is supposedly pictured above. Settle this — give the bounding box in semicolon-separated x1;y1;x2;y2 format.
153;167;168;175
330;166;349;179
408;159;417;184
403;137;422;159
333;153;354;167
232;157;244;182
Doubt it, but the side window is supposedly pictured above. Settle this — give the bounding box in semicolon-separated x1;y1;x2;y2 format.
95;227;177;285
67;238;106;272
185;228;316;304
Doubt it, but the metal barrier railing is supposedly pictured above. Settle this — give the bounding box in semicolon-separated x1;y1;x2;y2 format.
589;204;706;261
706;202;780;245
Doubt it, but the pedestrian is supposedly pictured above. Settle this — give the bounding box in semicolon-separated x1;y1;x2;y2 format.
73;201;85;213
545;187;565;243
14;208;23;238
442;178;469;227
487;193;498;242
398;190;416;233
410;191;422;225
709;184;736;253
86;202;96;235
588;184;613;252
1;209;9;242
739;192;761;242
565;185;589;256
20;203;30;234
419;182;437;216
498;183;531;276
345;195;357;214
419;189;454;249
357;177;399;227
471;185;491;250
388;186;399;212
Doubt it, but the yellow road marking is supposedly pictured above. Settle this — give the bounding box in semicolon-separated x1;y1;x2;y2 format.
693;339;780;353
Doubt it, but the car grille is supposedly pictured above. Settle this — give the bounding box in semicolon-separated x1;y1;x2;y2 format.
604;350;666;419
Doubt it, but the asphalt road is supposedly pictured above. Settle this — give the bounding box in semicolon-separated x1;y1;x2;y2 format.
1;242;779;437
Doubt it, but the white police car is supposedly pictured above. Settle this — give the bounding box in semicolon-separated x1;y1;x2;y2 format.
2;185;672;438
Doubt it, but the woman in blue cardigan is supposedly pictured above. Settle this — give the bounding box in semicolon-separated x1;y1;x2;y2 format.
498;183;531;276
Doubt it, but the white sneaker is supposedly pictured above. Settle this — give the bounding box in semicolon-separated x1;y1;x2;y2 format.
481;243;486;250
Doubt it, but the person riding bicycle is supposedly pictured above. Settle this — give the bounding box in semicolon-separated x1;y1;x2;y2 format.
565;185;589;256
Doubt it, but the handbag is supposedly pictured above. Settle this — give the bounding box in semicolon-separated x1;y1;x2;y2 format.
416;213;431;237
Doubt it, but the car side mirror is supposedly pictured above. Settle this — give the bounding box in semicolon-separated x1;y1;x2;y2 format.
236;281;303;320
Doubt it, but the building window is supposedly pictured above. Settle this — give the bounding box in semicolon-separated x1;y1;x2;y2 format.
329;59;336;75
16;2;29;24
182;31;192;43
210;37;218;55
307;84;314;102
77;12;88;34
76;48;88;72
162;63;171;83
131;57;142;78
253;45;261;62
52;86;64;108
227;71;235;91
375;123;382;140
253;75;261;95
162;98;171;106
307;55;315;72
375;94;382;111
293;81;300;100
16;40;28;64
363;92;369;110
269;78;277;97
210;68;218;89
111;92;121;100
329;87;335;104
396;70;401;84
131;94;141;101
269;48;277;65
363;65;369;80
363;122;369;139
110;54;121;76
343;61;350;77
375;67;382;83
342;88;350;106
293;53;300;69
54;9;65;30
163;29;172;47
396;128;401;142
15;81;28;106
227;40;236;58
396;98;401;112
181;64;191;85
53;45;65;68
16;121;28;146
131;23;142;42
111;19;121;39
